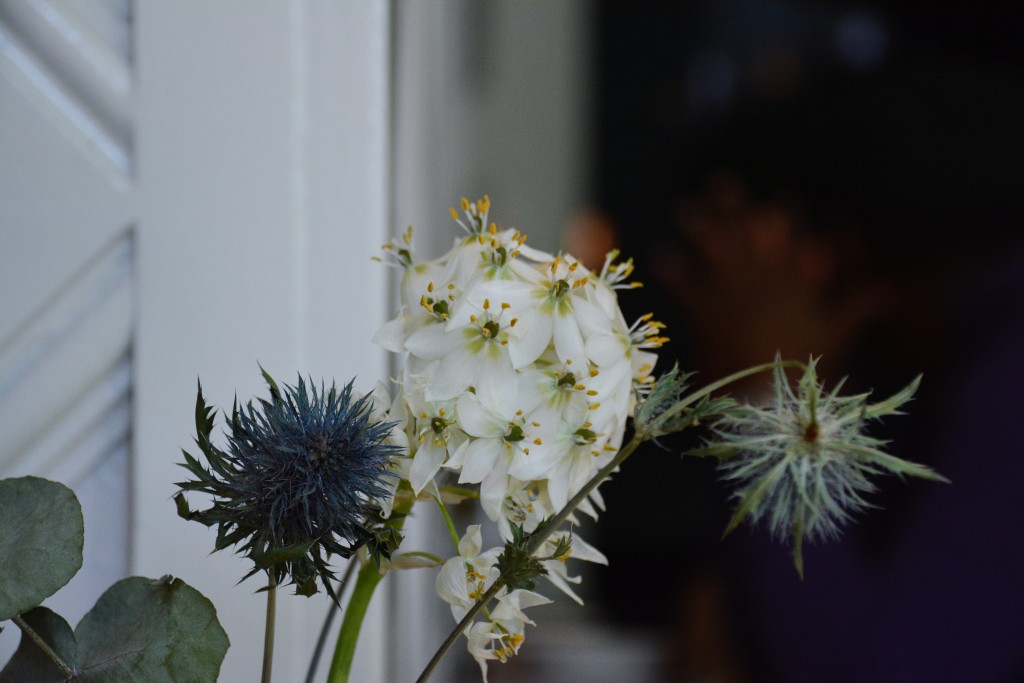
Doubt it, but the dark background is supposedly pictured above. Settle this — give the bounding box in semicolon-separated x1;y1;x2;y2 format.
588;3;1024;682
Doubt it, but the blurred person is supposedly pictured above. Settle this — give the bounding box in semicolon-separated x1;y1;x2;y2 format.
699;63;1024;683
591;59;1024;683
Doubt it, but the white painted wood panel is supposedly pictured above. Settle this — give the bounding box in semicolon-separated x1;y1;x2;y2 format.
0;0;134;667
133;2;393;681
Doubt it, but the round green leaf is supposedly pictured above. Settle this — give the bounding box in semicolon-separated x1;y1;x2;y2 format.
0;578;229;682
0;607;76;683
73;576;229;682
0;477;84;621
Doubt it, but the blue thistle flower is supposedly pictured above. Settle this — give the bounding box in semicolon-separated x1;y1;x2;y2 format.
175;368;403;599
700;357;948;577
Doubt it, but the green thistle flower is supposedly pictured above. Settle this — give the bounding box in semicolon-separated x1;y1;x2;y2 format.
175;368;402;600
702;358;948;577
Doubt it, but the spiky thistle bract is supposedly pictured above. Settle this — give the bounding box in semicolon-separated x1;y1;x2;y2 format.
175;368;402;601
698;357;948;577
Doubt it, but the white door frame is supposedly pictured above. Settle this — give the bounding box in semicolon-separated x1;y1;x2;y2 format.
133;3;393;680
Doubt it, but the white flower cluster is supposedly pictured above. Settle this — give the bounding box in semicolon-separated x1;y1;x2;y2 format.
374;197;663;678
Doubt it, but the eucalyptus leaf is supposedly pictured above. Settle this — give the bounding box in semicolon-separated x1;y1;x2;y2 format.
0;576;229;683
0;607;75;683
0;477;83;621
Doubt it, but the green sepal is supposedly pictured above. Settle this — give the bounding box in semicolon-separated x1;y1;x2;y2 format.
258;363;282;400
173;492;194;521
253;539;319;570
193;379;217;462
295;574;318;597
495;524;547;591
634;364;693;436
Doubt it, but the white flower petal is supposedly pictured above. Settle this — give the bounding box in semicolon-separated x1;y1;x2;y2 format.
459;439;503;484
458;524;484;557
479;465;511;521
409;438;447;494
552;312;587;367
475;347;519;414
507;308;553;369
426;347;478;401
457;393;502;437
406;322;458;360
436;556;474;611
372;314;411;353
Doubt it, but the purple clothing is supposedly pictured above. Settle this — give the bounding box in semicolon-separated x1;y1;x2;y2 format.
725;249;1024;682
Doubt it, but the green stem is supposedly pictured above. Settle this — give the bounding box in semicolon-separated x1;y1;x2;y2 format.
326;558;383;683
262;574;277;683
434;494;462;549
305;559;360;683
643;359;806;438
11;614;75;680
525;435;643;556
415;577;502;683
415;435;645;683
326;486;415;683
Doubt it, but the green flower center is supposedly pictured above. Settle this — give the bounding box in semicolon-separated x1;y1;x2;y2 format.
481;320;501;339
573;428;597;445
431;416;450;435
505;424;525;443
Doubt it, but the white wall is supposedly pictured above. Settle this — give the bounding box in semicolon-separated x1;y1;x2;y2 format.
133;3;392;681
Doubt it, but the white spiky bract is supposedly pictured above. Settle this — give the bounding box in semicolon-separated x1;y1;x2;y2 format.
711;357;947;577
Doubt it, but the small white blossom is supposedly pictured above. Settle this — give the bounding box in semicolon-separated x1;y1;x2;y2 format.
465;588;552;682
435;525;502;621
536;530;607;604
374;197;662;678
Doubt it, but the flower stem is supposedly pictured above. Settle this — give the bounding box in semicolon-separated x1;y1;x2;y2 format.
326;488;415;683
262;573;277;683
525;435;643;556
326;558;382;683
11;614;75;679
643;359;807;438
415;578;501;683
434;494;462;549
305;559;360;683
415;435;645;683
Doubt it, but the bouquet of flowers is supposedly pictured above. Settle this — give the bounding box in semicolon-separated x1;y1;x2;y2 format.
0;197;945;683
